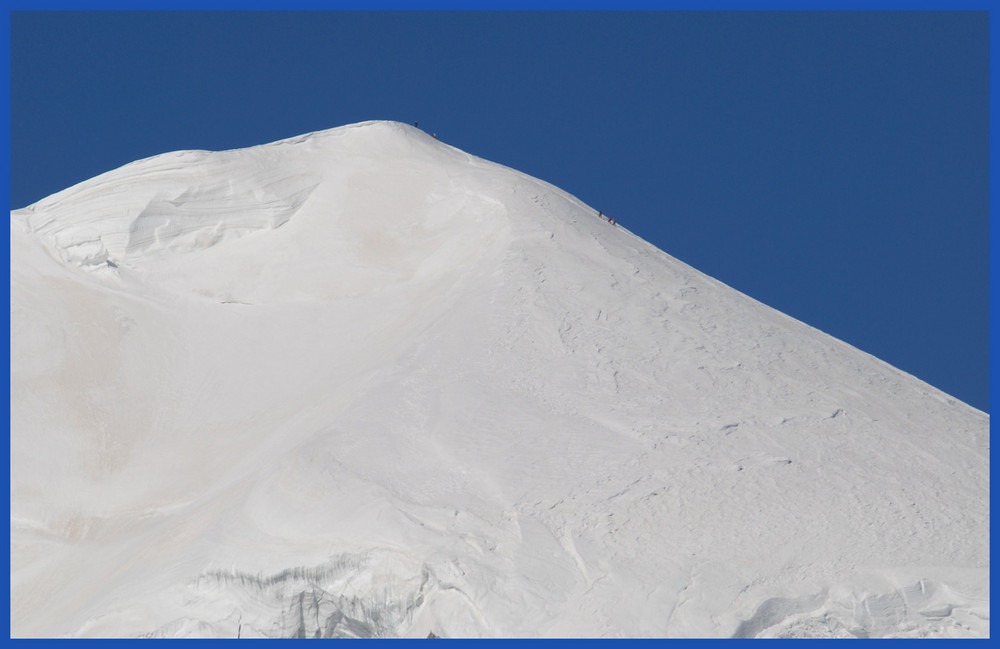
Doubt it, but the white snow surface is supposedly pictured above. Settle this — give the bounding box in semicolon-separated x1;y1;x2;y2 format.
10;121;989;638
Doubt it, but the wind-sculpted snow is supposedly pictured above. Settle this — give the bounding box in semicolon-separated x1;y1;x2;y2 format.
10;121;989;638
732;579;988;638
16;150;319;269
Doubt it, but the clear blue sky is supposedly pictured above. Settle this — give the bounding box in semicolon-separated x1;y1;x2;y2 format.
9;10;990;412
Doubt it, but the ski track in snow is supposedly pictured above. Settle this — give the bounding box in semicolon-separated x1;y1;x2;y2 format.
10;121;989;638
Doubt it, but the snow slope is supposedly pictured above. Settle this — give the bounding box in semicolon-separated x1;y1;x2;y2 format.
10;121;989;638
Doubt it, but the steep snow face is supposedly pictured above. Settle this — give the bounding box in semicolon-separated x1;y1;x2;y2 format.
10;121;989;638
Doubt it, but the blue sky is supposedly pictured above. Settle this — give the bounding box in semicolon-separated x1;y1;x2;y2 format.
9;10;990;412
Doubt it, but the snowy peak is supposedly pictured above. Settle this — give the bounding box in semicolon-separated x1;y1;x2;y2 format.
10;122;989;638
13;121;528;303
13;122;450;271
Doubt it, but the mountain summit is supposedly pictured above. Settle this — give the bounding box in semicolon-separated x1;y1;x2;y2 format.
10;121;988;638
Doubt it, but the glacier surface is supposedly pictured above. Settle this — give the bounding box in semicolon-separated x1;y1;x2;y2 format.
9;121;989;638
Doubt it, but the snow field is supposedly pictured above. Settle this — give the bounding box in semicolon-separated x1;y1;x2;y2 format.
10;121;988;638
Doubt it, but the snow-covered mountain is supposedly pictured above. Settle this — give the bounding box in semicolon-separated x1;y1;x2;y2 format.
10;121;989;638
